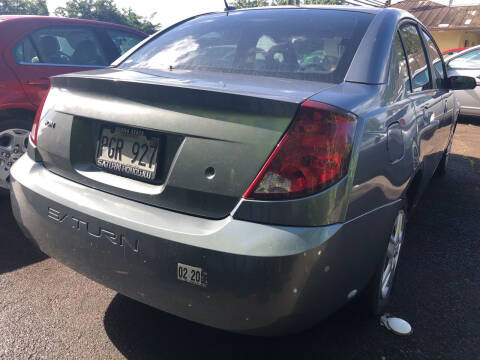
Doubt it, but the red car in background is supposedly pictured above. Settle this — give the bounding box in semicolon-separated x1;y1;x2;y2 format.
0;16;146;190
442;47;469;59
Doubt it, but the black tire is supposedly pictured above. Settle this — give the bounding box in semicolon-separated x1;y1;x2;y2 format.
363;206;407;316
0;118;32;195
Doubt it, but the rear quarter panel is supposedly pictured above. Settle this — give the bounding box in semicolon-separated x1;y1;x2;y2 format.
310;82;418;221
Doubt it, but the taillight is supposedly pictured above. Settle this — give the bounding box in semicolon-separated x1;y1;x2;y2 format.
243;100;356;200
30;90;50;146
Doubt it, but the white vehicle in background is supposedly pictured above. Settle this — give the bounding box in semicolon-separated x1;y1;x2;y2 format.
446;45;480;117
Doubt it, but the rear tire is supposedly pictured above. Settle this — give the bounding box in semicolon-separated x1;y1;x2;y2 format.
364;206;407;316
0;118;32;195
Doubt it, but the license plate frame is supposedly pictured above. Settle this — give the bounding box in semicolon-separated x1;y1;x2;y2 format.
95;125;162;183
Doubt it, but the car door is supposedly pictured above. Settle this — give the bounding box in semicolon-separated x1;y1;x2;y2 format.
399;22;445;178
7;25;109;106
421;28;453;156
446;47;480;115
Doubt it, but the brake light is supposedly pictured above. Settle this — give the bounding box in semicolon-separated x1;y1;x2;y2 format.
243;100;356;200
30;90;50;146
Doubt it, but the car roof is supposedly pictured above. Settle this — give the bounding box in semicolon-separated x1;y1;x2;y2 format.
0;15;146;36
231;5;383;14
193;5;411;18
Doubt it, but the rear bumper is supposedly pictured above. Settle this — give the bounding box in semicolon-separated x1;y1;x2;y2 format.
10;155;400;335
459;105;480;117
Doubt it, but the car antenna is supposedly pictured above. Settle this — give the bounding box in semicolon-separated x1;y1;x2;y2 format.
224;0;236;11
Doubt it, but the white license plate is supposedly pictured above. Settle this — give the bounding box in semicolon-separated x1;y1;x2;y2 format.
177;263;208;287
96;126;160;182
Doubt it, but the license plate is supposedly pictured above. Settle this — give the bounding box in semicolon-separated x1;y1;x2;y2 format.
95;126;160;182
177;263;208;287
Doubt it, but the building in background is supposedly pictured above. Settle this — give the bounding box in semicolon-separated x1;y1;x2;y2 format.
392;0;480;51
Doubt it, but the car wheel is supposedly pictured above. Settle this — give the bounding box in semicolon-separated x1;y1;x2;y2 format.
365;207;407;315
0;119;31;193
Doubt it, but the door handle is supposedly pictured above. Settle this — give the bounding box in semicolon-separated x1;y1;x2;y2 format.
426;112;435;124
422;106;434;124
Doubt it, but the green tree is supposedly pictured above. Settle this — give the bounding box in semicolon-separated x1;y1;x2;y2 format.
55;0;160;35
303;0;343;5
232;0;342;7
0;0;49;15
231;0;269;7
255;0;302;4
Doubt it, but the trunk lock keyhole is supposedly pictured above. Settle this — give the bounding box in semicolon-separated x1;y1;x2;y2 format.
205;167;215;180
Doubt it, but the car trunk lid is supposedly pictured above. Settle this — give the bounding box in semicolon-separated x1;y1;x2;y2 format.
36;68;334;218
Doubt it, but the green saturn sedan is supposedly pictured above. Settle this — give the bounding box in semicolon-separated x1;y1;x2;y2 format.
10;6;476;335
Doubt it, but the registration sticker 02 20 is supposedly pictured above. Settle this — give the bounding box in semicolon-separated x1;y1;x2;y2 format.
177;263;208;287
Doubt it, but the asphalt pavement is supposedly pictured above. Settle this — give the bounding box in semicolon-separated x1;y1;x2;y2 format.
0;120;479;360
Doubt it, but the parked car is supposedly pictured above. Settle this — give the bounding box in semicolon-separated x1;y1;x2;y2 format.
442;47;468;60
445;45;480;117
10;7;476;335
0;16;146;190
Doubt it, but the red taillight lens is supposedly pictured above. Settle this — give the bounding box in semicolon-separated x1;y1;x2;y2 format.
243;100;356;200
30;90;49;146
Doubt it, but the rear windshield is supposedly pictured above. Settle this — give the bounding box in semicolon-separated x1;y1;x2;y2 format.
119;9;374;83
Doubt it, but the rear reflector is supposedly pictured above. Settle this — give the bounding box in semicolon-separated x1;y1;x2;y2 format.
243;100;356;200
30;90;50;146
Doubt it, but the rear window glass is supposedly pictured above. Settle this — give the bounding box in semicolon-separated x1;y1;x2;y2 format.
399;24;431;92
12;37;40;63
106;29;144;55
119;9;374;83
387;33;410;101
422;30;446;88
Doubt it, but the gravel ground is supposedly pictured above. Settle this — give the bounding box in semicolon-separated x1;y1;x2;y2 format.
0;121;479;360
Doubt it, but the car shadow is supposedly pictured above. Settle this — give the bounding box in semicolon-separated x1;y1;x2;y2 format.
104;293;386;360
104;154;480;360
458;115;480;125
0;195;47;274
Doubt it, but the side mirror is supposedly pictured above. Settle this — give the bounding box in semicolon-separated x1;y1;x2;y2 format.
449;75;477;90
